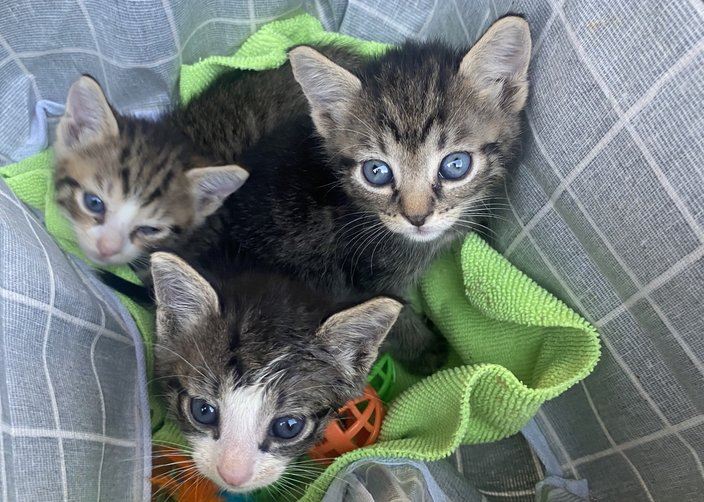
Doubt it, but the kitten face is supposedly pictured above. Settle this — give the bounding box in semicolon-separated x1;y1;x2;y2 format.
290;16;531;243
54;77;248;265
150;252;401;492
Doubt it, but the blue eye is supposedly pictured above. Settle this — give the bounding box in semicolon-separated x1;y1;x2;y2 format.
362;160;393;186
137;226;162;236
83;192;105;214
190;398;218;426
270;416;305;439
439;152;472;180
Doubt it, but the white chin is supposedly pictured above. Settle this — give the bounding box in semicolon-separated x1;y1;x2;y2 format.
398;227;447;243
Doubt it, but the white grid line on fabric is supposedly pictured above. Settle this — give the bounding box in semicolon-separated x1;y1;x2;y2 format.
531;0;564;57
449;0;471;43
597;330;704;480
479;488;535;497
416;0;440;41
563;415;704;468
597;245;704;326
537;12;704;481
504;184;579;481
347;0;416;37
648;290;704;378
89;304;107;502
247;0;258;34
161;0;183;70
19;203;68;501
505;37;704;257
180;9;301;57
0;423;137;448
523;116;642;292
0;360;7;502
568;414;704;469
0;287;134;345
66;257;132;336
0;186;27;210
0;47;180;72
536;409;577;478
311;0;326;26
556;7;704;243
524;116;704;379
454;449;465;474
0;33;42;101
76;0;112;102
529;445;546;481
472;5;491;42
580;382;656;502
688;0;704;19
0;7;303;74
505;183;695;493
519;236;663;497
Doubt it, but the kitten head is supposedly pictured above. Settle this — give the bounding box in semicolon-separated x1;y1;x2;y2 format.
150;252;402;492
289;16;531;243
53;76;248;265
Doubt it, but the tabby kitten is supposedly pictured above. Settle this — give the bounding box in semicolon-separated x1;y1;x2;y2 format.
150;251;401;492
54;47;365;267
190;16;532;364
53;77;249;266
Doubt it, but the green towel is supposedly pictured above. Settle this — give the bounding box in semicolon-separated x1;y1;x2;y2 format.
1;13;600;502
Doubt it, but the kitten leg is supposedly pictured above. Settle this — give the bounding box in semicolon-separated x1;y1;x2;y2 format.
381;304;449;376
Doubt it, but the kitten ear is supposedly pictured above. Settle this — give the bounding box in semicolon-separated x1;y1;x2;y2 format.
459;16;531;112
288;46;362;137
56;76;119;152
150;252;219;331
186;165;249;220
318;297;403;377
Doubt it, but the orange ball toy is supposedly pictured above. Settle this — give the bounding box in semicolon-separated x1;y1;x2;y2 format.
309;385;385;465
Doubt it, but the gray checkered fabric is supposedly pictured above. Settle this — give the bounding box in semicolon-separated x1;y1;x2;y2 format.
0;180;151;500
1;1;702;501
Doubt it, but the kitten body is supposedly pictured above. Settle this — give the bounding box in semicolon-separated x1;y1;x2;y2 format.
150;252;401;493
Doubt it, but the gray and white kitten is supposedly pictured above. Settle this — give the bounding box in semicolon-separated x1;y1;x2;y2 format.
150;252;401;492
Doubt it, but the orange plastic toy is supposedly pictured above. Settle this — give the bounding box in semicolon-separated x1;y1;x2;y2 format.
308;384;385;464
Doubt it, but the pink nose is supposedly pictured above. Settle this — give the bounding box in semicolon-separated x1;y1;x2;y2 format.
217;464;253;488
96;234;123;258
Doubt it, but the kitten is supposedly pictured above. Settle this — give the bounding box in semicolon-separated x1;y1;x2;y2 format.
53;47;365;268
53;77;249;266
150;251;401;492
189;16;532;365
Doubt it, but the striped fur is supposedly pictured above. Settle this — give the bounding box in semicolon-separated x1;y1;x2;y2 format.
150;252;401;492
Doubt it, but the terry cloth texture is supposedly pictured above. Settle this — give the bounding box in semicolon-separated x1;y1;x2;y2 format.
3;1;701;501
0;14;599;501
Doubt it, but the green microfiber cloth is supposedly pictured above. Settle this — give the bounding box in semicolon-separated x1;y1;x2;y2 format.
1;13;600;502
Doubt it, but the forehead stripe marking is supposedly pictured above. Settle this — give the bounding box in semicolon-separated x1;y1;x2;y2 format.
142;187;163;207
55;176;80;190
120;167;130;196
